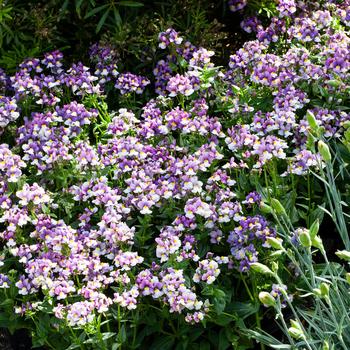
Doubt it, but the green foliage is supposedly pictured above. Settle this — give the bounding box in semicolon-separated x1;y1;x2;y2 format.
0;0;350;349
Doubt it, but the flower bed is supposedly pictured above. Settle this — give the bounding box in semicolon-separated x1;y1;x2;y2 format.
1;0;350;349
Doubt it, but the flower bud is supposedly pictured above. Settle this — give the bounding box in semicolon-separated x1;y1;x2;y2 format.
318;140;332;162
288;327;304;340
326;79;341;88
335;250;350;261
322;340;330;350
343;121;350;129
260;202;273;214
267;237;284;250
309;219;320;240
299;230;312;248
270;250;284;257
320;282;330;297
290;320;301;329
306;133;317;150
259;292;276;307
311;236;324;252
288;320;305;340
313;288;321;296
270;199;286;216
306;110;319;132
250;262;273;276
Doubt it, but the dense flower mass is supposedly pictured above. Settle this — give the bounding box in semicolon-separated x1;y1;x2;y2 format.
0;96;20;128
115;73;150;94
0;1;350;348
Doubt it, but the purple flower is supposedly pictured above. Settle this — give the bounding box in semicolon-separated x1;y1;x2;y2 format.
115;73;150;94
242;192;262;206
228;0;247;12
0;274;10;288
277;0;297;18
41;50;64;73
158;28;183;49
66;301;95;326
0;144;26;182
240;17;261;34
193;259;220;284
89;43;119;84
285;150;320;176
16;183;50;207
0;96;20;128
166;74;195;97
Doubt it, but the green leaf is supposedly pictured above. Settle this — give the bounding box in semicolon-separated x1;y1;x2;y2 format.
96;8;111;33
200;341;210;350
59;0;70;13
213;288;226;299
214;296;226;315
230;301;259;319
117;324;127;343
151;335;175;350
0;298;14;308
113;7;122;27
118;1;144;7
218;328;230;350
213;313;234;326
85;4;109;19
102;332;116;340
112;343;121;350
65;343;81;350
310;205;325;225
75;0;84;17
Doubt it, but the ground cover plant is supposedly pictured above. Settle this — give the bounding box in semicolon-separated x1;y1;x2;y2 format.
0;0;350;349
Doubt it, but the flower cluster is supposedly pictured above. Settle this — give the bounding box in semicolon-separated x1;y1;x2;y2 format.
0;144;26;182
115;73;150;95
89;43;119;84
228;0;247;12
158;28;183;49
0;0;349;340
17;101;97;173
166;74;195;97
0;96;20;128
277;0;297;18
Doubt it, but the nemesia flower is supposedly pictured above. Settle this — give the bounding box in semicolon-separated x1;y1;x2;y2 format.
0;144;26;182
0;1;350;333
89;43;119;84
277;0;297;17
228;0;247;12
0;96;20;128
193;259;220;284
240;17;261;34
115;73;150;94
166;74;195;97
242;192;262;206
66;301;95;326
158;28;183;49
269;284;293;308
0;273;10;288
16;183;50;207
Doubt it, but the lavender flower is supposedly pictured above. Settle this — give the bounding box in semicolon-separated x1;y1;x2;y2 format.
166;74;195;97
277;0;297;17
0;96;19;128
115;73;150;94
228;0;247;12
158;28;183;49
0;144;26;182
